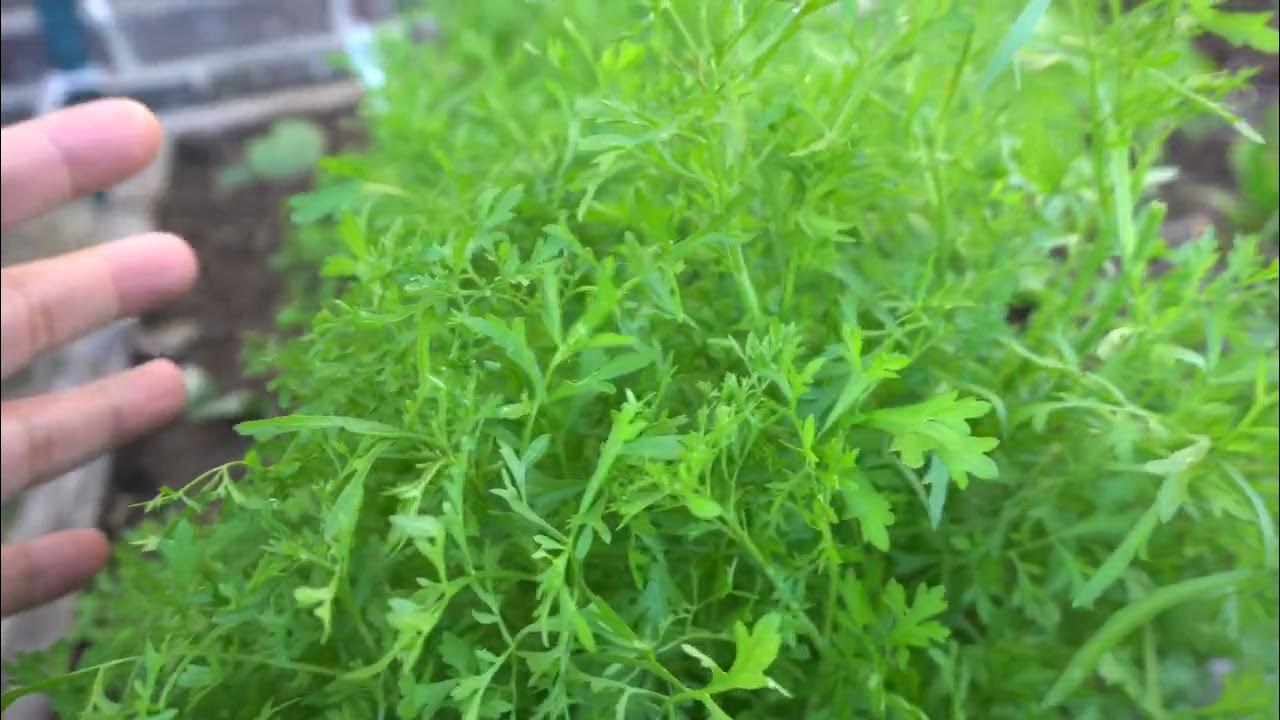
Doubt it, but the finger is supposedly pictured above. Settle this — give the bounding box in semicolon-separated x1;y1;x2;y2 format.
0;232;197;379
1;359;187;501
0;529;110;617
1;98;161;230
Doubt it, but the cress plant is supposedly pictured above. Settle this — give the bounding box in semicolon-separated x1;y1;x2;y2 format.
6;1;1278;718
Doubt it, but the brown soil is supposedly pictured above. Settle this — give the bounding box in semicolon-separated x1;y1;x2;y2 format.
1161;17;1279;245
105;111;365;530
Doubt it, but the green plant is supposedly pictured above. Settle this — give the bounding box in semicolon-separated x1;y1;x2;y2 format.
7;1;1278;718
215;118;329;193
1229;102;1279;241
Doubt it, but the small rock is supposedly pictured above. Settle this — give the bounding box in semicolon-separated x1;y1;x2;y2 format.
133;319;203;358
1163;212;1215;247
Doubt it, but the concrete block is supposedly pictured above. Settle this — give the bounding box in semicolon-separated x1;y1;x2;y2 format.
121;0;329;64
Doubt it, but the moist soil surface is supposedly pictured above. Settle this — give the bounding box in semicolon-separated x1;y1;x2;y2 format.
104;111;365;534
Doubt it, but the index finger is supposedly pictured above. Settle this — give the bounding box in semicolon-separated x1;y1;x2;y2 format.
0;98;162;231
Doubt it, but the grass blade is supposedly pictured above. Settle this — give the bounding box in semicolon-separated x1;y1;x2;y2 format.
979;0;1051;90
1073;503;1159;608
1045;568;1272;707
235;415;416;439
925;455;950;530
1222;462;1280;570
460;315;545;398
1148;68;1264;143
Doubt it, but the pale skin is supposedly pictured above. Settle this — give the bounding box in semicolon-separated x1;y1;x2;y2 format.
1;99;198;617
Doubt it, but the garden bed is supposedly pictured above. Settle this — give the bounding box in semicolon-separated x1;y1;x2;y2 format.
104;110;366;534
8;2;1276;717
105;67;1277;536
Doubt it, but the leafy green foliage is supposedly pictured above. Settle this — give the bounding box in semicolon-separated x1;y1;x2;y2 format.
7;1;1278;718
1229;102;1279;240
215;118;329;192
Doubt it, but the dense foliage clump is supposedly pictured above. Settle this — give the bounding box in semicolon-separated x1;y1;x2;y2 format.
9;1;1278;718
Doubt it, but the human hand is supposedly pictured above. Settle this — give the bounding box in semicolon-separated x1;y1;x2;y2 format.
1;99;198;617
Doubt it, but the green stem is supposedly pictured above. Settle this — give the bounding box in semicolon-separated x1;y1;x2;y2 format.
729;243;764;326
1142;624;1166;718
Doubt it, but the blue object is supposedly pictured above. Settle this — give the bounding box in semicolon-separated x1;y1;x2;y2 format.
34;0;90;72
35;0;106;204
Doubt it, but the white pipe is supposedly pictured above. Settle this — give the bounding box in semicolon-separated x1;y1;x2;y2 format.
82;0;140;73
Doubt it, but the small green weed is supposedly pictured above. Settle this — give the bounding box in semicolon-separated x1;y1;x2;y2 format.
215;118;329;193
1229;102;1279;240
6;1;1277;718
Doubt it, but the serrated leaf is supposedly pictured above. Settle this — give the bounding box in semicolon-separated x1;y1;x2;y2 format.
841;477;895;552
866;391;999;488
696;613;786;695
885;580;949;649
